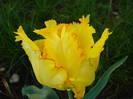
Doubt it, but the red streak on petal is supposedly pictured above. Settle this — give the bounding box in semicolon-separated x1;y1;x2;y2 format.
40;53;66;70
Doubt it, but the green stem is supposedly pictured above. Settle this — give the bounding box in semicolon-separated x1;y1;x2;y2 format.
67;89;73;99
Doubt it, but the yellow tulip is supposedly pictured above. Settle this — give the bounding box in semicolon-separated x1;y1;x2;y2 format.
15;15;111;99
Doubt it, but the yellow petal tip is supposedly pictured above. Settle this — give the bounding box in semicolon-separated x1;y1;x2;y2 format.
79;14;90;23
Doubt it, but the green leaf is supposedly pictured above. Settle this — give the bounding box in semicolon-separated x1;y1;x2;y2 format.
84;56;128;99
22;85;59;99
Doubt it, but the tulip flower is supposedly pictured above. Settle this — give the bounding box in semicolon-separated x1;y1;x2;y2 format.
15;15;111;99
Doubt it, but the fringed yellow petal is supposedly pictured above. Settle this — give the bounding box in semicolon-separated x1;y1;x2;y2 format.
21;41;67;90
14;26;42;84
79;15;90;24
15;26;67;90
45;20;58;38
15;26;39;51
15;26;28;41
77;25;95;51
34;20;58;38
88;26;96;34
37;59;67;90
44;20;57;27
69;60;95;99
61;26;82;77
34;28;47;38
42;34;65;66
69;21;96;60
88;28;112;58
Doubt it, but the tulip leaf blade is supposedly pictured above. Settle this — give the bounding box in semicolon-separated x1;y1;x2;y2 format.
22;85;59;99
84;56;128;99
